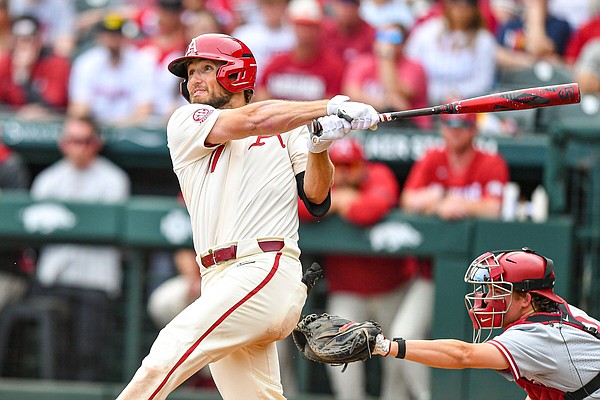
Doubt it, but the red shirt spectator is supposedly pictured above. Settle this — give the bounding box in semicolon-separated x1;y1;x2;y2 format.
321;0;376;62
564;15;600;64
343;24;432;130
257;48;345;100
402;113;509;220
0;15;70;113
254;0;344;100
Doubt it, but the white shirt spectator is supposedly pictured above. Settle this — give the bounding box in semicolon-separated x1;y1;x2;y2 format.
69;45;155;125
359;0;415;30
31;157;130;297
405;16;497;105
8;0;76;56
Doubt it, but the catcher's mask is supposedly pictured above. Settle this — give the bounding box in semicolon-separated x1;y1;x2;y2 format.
464;247;562;342
167;33;257;102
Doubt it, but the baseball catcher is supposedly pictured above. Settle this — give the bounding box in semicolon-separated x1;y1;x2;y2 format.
295;248;600;400
292;313;382;372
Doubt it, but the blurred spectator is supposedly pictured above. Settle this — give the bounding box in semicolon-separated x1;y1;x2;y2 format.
7;0;76;57
136;0;187;58
401;113;509;220
494;0;571;69
0;140;30;316
573;38;600;94
342;23;432;130
254;0;344;101
0;0;11;54
183;8;224;39
0;14;70;119
564;11;600;65
359;0;415;31
181;0;237;34
411;0;497;37
29;115;130;381
404;0;497;105
298;137;420;400
68;13;155;127
547;0;596;31
232;0;295;82
321;0;376;62
136;0;189;122
0;141;29;191
148;248;200;328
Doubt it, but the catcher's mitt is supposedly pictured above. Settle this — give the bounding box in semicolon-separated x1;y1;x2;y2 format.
292;313;382;371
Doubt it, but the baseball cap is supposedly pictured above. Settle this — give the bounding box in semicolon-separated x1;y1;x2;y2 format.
11;15;40;37
440;113;477;128
99;13;126;34
329;137;365;165
287;0;323;25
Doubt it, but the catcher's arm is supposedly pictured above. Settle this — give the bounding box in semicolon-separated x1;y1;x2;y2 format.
374;335;509;370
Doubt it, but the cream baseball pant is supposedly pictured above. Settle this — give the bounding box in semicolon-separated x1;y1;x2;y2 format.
116;244;307;400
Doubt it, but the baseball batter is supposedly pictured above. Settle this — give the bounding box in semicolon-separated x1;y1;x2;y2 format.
115;33;379;400
372;248;600;400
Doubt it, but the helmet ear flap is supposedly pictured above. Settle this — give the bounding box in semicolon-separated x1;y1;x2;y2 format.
180;80;190;102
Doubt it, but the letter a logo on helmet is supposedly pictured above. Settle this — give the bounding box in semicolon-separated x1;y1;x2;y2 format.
168;33;257;102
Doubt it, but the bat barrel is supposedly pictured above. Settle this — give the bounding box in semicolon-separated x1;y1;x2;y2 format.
455;83;580;114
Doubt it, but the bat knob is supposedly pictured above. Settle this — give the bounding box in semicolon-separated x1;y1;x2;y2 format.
308;119;323;137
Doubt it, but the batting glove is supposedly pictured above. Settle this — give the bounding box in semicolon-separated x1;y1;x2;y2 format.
307;115;351;153
336;102;380;130
326;95;350;115
372;333;391;357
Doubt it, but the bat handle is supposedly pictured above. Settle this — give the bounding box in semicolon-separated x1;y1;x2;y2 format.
308;119;323;136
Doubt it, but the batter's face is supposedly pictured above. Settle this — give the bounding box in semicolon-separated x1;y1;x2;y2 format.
186;59;234;108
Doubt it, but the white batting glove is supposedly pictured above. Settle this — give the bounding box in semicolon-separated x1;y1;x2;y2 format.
337;101;380;130
306;115;351;153
326;94;350;115
373;333;391;356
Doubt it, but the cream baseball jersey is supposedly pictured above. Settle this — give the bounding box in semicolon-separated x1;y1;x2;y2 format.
167;103;309;254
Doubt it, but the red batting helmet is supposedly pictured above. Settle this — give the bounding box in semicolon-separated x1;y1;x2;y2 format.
463;247;564;342
167;33;257;102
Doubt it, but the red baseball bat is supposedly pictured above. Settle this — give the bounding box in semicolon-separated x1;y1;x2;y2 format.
309;83;580;135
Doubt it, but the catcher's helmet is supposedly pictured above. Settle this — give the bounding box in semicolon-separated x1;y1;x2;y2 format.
167;33;257;102
464;247;563;342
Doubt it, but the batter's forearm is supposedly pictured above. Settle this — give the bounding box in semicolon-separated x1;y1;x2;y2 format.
222;100;329;139
304;152;334;204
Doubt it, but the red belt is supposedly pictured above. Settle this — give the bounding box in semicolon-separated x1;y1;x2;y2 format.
200;240;285;268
